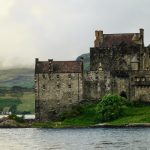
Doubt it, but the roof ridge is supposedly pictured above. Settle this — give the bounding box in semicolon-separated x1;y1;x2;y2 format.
104;33;139;35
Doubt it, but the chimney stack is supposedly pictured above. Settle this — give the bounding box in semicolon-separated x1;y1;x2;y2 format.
94;30;103;48
140;28;144;45
35;58;39;63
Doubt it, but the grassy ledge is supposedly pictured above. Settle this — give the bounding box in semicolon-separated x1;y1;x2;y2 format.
32;103;150;128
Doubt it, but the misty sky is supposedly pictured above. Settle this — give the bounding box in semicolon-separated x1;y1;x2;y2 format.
0;0;150;69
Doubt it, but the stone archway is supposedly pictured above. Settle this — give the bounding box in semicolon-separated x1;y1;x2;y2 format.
120;91;127;99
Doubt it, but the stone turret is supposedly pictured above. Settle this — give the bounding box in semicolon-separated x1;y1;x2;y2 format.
94;30;103;48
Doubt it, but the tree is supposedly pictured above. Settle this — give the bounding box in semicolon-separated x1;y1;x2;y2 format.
10;86;24;99
97;94;127;121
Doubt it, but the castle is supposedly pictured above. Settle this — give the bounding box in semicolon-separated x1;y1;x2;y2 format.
35;29;150;121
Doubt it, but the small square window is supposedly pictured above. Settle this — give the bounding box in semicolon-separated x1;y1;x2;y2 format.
57;84;60;88
141;78;146;82
57;75;60;78
42;74;46;79
43;85;46;90
68;85;71;88
68;74;71;79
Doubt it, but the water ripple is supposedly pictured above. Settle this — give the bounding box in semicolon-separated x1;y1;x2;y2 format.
0;128;149;150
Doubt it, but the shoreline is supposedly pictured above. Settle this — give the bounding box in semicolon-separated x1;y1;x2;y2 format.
1;122;150;129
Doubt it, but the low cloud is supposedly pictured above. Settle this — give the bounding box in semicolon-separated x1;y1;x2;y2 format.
0;0;150;69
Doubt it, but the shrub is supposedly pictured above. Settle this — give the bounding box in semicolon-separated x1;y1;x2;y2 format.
8;114;25;123
97;94;127;122
60;105;82;120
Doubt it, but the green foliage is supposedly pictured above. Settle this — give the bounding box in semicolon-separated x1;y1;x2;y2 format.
0;91;35;114
60;105;83;120
59;103;100;127
10;86;24;100
97;94;128;122
8;114;25;123
0;98;21;112
9;105;17;114
109;105;150;125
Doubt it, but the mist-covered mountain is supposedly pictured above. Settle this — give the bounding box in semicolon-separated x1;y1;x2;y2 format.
0;68;34;88
76;53;90;71
0;53;90;88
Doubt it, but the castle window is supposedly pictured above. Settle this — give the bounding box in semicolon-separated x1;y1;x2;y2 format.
68;92;71;98
48;74;52;80
68;74;71;79
57;75;60;79
68;85;71;88
42;74;46;79
43;85;46;90
141;77;146;82
57;84;60;89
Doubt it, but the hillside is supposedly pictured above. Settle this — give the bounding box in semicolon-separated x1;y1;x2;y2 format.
0;54;90;114
0;53;90;88
0;68;34;88
76;53;90;71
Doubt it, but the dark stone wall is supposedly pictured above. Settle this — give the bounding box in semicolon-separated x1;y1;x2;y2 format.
90;45;141;71
83;80;106;100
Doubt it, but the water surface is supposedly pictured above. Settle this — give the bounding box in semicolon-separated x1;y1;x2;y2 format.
0;128;150;150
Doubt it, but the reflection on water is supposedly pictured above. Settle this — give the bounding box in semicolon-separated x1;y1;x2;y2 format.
0;128;149;150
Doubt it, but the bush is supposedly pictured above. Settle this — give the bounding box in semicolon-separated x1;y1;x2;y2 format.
8;114;25;123
60;105;82;120
97;94;127;122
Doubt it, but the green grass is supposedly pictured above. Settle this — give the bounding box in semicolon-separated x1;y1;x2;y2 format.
0;98;21;107
0;68;34;88
0;98;21;111
33;103;100;128
17;92;35;113
61;103;100;127
109;106;150;125
32;103;150;128
0;92;35;114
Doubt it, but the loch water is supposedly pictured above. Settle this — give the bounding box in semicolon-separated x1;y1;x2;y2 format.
0;128;150;150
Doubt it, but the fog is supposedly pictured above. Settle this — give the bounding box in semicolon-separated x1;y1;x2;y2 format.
0;0;150;69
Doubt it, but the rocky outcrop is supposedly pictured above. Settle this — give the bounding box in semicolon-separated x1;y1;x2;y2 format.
0;117;29;128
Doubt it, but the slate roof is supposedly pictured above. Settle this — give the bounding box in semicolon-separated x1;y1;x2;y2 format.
35;60;83;73
101;33;140;47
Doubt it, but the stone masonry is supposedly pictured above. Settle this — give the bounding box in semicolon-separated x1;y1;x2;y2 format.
84;28;150;102
35;28;150;121
35;59;83;121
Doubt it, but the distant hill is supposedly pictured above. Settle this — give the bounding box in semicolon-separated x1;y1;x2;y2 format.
76;53;90;71
0;53;90;88
0;68;34;88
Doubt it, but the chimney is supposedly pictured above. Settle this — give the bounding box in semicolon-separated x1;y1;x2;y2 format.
140;28;144;45
35;58;39;63
48;59;53;72
94;30;103;48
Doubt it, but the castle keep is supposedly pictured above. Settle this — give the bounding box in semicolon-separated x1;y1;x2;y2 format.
35;59;83;120
35;29;150;121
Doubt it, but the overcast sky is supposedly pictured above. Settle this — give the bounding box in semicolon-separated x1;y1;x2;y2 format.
0;0;150;69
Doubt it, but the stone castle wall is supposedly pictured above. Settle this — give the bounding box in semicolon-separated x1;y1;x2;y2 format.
35;73;83;121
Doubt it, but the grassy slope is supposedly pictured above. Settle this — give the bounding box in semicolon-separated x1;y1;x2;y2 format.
0;92;35;113
17;92;35;113
0;68;34;88
0;68;35;113
32;103;150;128
109;106;150;125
